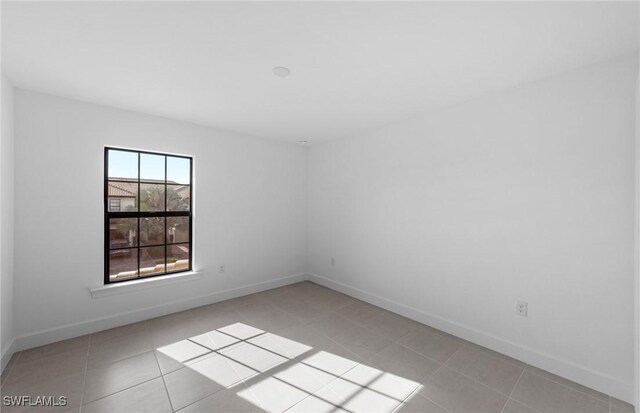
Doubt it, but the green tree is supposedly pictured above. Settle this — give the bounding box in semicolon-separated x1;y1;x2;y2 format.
138;186;189;261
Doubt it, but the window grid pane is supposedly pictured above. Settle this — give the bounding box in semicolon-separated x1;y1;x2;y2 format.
105;148;192;284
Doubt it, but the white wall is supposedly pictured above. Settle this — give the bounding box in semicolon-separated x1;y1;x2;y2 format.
12;90;307;346
308;53;638;402
1;75;15;370
635;52;640;408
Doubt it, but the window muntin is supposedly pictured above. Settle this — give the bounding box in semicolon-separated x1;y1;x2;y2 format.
105;148;192;284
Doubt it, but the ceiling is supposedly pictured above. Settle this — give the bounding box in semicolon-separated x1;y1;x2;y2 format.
2;2;638;144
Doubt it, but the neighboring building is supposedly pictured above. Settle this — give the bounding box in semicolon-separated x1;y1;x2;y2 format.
107;182;136;211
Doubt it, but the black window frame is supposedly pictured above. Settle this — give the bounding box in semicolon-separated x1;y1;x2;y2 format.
104;147;193;285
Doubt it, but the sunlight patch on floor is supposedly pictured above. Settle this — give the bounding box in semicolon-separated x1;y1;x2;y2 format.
156;322;423;412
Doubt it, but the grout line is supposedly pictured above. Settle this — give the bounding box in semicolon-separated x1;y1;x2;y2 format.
12;283;626;413
441;363;514;398
387;338;447;367
498;363;528;413
441;349;526;399
77;340;91;413
314;282;621;409
80;346;171;407
172;386;229;413
327;369;390;410
524;365;611;405
422;340;466;380
396;386;452;413
81;374;162;407
152;349;175;412
456;340;525;369
239;338;410;406
396;339;466;413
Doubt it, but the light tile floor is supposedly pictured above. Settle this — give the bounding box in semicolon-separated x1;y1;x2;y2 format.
0;281;635;413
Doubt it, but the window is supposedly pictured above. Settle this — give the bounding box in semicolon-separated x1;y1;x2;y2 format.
109;199;121;212
105;147;192;284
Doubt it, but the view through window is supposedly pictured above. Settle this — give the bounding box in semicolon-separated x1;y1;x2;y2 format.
105;147;192;283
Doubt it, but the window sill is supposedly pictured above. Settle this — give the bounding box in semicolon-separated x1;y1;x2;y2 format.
90;271;202;299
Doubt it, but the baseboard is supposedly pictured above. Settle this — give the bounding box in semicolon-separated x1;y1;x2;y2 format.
1;338;16;374
308;272;635;405
13;272;308;353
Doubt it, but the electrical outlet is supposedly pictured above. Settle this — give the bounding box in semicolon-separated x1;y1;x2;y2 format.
219;264;225;273
516;301;528;317
331;257;335;266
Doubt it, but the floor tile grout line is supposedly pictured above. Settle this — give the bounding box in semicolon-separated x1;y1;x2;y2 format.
418;344;548;412
86;329;156;370
10;282;626;413
77;341;91;413
392;345;455;413
7;341;90;373
250;342;412;406
152;349;175;412
86;347;155;371
288;364;347;411
397;386;453;413
524;365;612;406
407;340;474;413
498;363;529;413
255;370;370;413
408;338;465;400
315;283;624;408
339;311;414;343
317;303;460;383
326;369;395;411
173;385;235;413
81;346;163;407
286;333;427;407
270;285;635;411
313;286;616;410
375;337;448;368
456;340;526;370
330;296;480;412
225;290;436;409
130;313;410;413
80;373;162;407
442;355;523;399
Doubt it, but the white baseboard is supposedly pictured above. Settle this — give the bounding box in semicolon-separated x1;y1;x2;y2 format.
13;273;308;353
1;338;16;374
308;272;635;405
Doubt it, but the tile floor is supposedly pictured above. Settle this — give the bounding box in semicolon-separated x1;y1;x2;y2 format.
0;281;635;413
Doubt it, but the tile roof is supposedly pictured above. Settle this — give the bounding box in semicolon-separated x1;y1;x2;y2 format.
108;183;136;197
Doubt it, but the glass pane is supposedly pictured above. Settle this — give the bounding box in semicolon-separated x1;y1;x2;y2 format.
109;249;138;282
167;156;190;185
140;153;165;182
167;243;189;273
108;149;138;180
167;185;190;211
140;217;165;246
140;246;165;277
140;183;165;211
109;218;138;249
167;217;190;244
107;181;138;211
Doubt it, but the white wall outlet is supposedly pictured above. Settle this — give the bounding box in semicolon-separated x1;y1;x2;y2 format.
331;257;335;266
219;264;225;273
516;300;528;317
